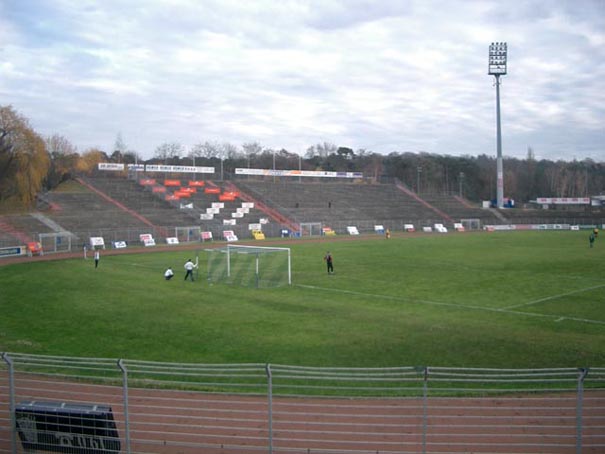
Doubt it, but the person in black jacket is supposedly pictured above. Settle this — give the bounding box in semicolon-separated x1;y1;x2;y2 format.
324;251;334;274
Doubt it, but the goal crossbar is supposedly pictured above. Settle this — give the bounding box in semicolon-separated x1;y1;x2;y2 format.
226;244;290;253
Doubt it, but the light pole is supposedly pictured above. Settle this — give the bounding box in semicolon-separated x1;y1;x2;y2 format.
417;166;422;194
488;42;507;208
191;148;197;181
459;172;465;198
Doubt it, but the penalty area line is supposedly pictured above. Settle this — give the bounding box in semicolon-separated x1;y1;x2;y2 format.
295;284;605;326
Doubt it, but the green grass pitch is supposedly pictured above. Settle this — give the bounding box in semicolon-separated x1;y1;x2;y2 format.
1;231;603;368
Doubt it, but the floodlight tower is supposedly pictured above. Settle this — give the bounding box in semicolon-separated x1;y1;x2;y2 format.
488;42;507;208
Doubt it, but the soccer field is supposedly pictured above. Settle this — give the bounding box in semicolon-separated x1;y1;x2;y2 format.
1;230;604;368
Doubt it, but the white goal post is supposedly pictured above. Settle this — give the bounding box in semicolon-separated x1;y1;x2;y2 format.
204;244;291;288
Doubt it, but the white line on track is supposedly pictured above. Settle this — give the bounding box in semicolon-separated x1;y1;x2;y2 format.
295;284;605;326
503;284;605;310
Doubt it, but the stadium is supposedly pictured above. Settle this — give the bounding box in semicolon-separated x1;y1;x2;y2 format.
1;2;604;450
1;166;604;453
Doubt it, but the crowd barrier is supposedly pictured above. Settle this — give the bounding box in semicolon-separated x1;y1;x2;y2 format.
1;353;604;454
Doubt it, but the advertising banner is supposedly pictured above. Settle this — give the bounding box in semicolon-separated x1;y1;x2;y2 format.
536;197;590;205
98;163;124;171
89;237;105;249
0;246;25;258
98;163;214;173
145;165;214;174
235;168;363;179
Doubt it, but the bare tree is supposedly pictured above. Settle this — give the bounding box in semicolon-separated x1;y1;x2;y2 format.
241;142;262;168
242;142;262;158
47;134;77;157
221;142;240;160
111;132;128;162
191;141;220;159
154;142;183;163
305;142;337;158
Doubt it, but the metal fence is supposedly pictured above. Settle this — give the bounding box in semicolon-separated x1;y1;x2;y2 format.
1;353;604;454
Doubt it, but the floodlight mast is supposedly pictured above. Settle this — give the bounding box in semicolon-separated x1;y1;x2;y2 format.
488;42;507;208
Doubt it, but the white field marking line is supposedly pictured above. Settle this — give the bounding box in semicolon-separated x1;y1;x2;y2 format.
295;284;605;326
503;283;605;310
121;262;159;270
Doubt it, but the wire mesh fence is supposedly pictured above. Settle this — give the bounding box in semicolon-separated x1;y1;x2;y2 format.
1;353;604;454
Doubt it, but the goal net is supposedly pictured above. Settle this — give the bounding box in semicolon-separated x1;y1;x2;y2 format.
460;218;481;231
175;226;201;243
38;231;73;254
299;222;322;237
205;245;291;288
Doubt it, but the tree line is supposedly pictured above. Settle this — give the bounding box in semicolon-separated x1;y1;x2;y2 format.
1;105;603;209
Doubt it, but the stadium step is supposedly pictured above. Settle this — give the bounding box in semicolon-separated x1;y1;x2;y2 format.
0;216;33;244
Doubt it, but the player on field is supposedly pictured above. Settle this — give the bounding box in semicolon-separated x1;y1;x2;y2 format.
184;258;197;281
324;251;334;274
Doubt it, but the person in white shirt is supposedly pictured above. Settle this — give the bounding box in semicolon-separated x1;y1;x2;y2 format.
164;267;174;280
184;259;196;281
94;250;100;268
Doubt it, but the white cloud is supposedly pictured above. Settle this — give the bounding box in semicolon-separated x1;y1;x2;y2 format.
0;0;603;161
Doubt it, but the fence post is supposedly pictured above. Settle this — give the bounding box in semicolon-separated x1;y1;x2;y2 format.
422;366;429;454
117;359;131;454
1;353;17;454
265;363;273;454
576;367;589;454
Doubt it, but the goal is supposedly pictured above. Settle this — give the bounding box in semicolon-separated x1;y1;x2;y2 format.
204;245;291;288
175;225;201;243
460;218;481;231
38;231;73;254
299;222;322;237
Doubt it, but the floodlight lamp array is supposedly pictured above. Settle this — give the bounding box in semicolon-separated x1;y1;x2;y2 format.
488;42;507;75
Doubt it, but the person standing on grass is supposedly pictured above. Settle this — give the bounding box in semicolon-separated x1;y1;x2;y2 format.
324;251;334;274
589;232;595;248
184;258;196;281
94;249;100;268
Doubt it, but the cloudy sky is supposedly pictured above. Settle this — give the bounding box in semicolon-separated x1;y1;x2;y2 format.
1;0;604;161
